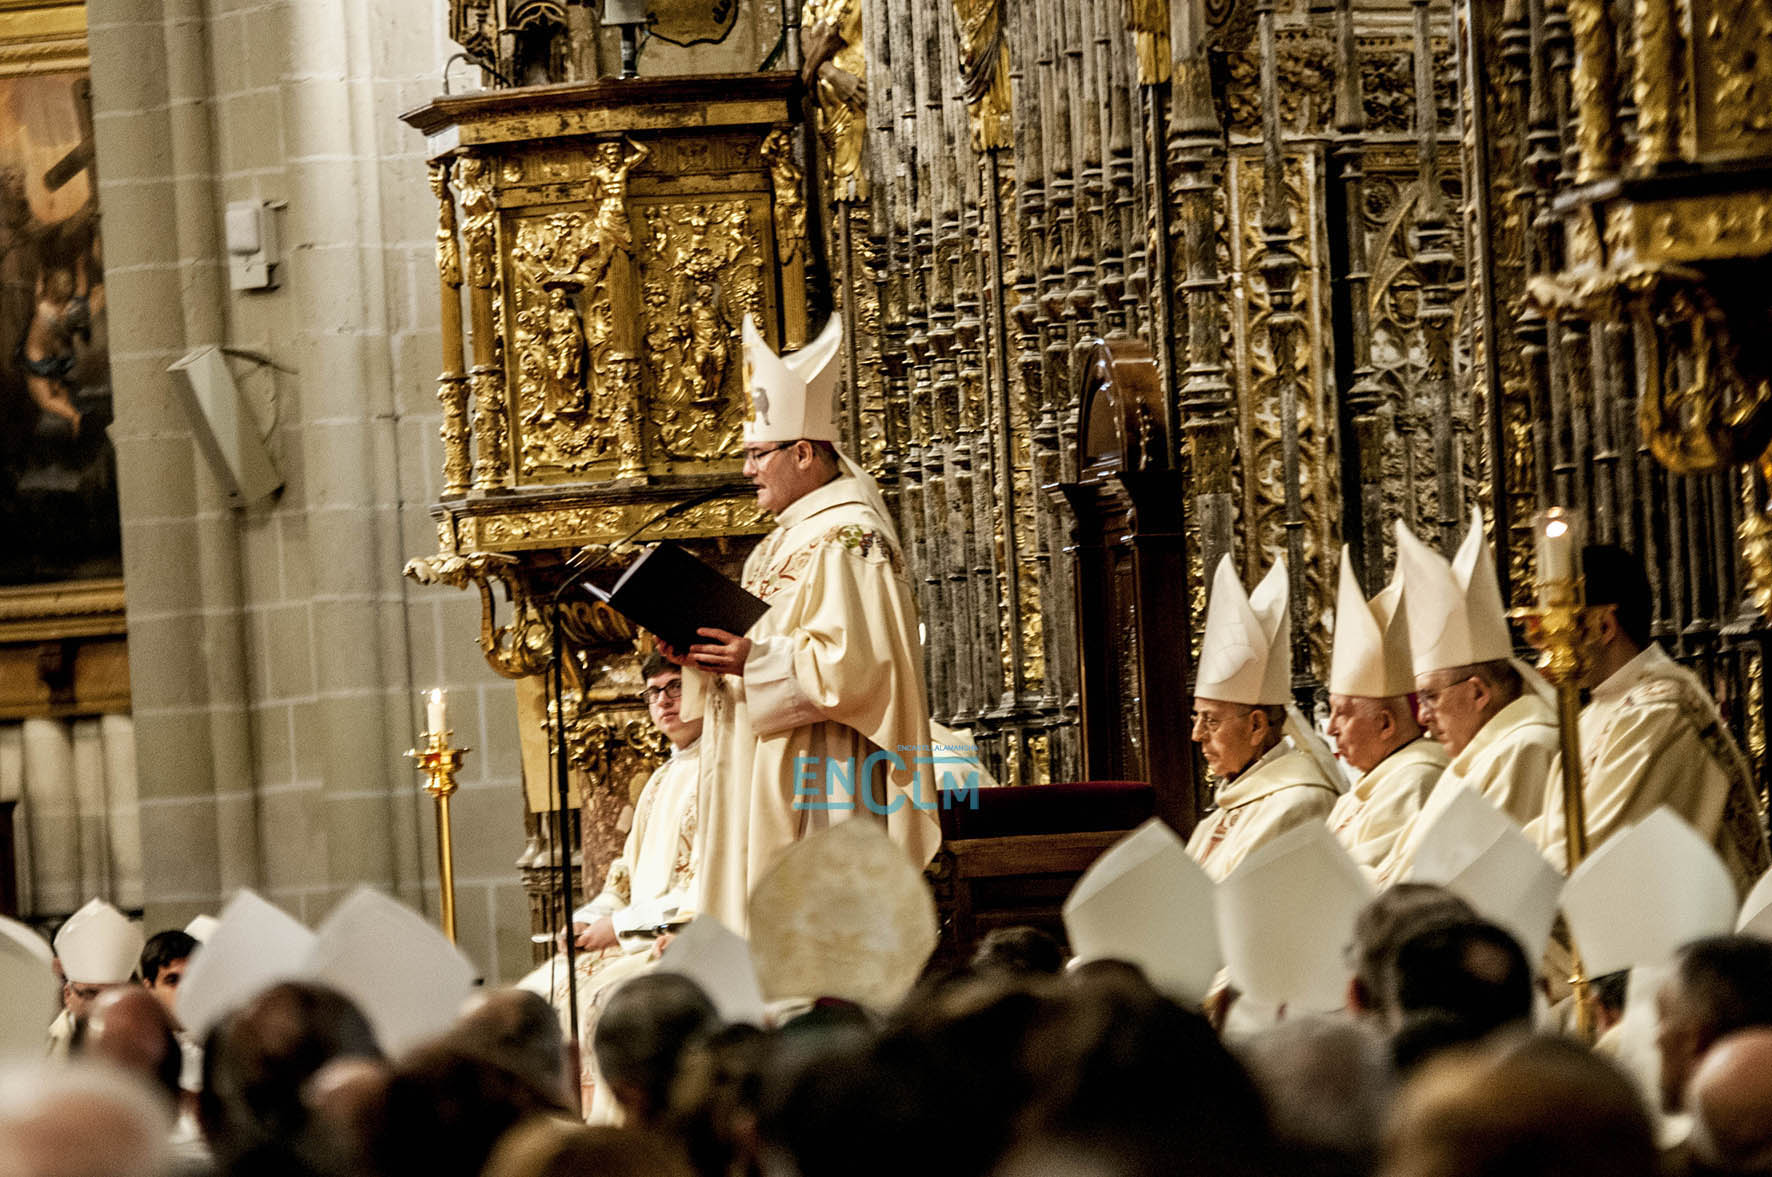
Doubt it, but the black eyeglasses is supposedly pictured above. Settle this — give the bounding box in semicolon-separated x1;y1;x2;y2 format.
642;680;683;704
742;442;796;465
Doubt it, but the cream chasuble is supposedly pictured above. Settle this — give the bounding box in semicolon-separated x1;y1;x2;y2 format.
681;475;941;934
1327;735;1448;871
1375;692;1560;884
1525;644;1770;894
1186;741;1339;882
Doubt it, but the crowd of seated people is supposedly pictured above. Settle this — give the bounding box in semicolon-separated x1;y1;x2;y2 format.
8;889;1772;1177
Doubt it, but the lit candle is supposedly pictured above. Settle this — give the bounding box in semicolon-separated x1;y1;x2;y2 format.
427;688;448;734
1535;509;1575;585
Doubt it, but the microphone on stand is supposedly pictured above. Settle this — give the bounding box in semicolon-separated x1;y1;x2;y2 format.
554;487;728;601
544;483;730;1048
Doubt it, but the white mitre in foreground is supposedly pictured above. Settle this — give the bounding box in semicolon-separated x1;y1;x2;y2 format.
740;312;843;444
54;898;144;985
1327;546;1414;698
1195;554;1291;705
1395;507;1512;676
747;820;937;1010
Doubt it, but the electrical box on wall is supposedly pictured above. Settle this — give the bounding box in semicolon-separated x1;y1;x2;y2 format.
224;200;280;291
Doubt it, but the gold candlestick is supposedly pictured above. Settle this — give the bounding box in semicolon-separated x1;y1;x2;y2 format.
407;728;470;942
1514;507;1603;1039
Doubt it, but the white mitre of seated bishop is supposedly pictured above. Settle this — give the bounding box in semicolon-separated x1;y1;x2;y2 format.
1195;554;1291;706
1327;546;1415;699
1394;506;1513;677
740;312;843;445
54;898;145;985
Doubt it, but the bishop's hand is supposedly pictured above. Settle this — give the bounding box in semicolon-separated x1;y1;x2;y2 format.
688;627;751;677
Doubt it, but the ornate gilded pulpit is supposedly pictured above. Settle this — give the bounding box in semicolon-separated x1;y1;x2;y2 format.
401;74;809;948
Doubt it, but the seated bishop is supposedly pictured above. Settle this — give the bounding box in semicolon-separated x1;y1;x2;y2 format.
1324;547;1447;871
1373;508;1561;883
1525;544;1770;893
518;650;703;1109
1186;554;1340;881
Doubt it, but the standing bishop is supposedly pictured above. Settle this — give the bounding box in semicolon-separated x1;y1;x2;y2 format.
673;313;941;934
1525;544;1769;893
1373;508;1560;883
1324;547;1448;871
1187;555;1340;880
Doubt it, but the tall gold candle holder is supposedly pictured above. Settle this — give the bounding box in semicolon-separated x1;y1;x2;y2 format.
1514;506;1602;1038
407;723;471;943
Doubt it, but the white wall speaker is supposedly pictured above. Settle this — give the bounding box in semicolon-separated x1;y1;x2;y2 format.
168;346;283;506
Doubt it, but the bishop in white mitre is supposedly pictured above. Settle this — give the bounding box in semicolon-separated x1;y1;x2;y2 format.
1373;508;1561;883
1525;544;1770;893
1324;547;1448;871
1186;555;1341;881
672;314;940;935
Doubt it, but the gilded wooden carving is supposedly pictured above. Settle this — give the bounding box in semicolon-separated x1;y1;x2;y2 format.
404;553;552;679
1227;150;1336;674
760;130;807;268
637;200;763;462
955;0;1012;150
506;139;647;481
803;0;868;197
1694;0;1772;159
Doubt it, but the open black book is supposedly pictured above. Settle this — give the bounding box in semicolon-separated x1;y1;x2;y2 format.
585;540;770;654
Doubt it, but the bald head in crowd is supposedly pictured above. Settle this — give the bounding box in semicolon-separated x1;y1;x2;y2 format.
0;1060;172;1177
81;987;182;1102
1687;1028;1772;1174
1656;936;1772;1112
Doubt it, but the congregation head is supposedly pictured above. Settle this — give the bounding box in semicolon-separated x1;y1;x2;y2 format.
1655;934;1772;1113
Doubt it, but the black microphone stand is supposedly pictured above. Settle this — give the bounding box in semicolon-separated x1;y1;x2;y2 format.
543;488;726;1055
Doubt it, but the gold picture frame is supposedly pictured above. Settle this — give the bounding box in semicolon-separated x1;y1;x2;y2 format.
0;0;126;719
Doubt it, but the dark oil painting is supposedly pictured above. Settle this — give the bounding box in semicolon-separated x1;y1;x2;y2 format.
0;70;117;587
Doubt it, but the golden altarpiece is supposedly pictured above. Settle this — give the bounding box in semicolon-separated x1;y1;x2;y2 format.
407;0;1772;949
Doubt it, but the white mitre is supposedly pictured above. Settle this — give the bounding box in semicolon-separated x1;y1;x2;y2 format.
1327;546;1414;698
747;820;937;1010
1395;507;1512;676
1195;554;1291;705
740;312;842;444
53;898;144;985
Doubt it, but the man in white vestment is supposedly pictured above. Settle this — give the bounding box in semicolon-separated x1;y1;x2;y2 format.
668;313;940;934
1525;545;1769;892
1324;548;1448;871
1186;555;1339;881
48;898;144;1058
518;653;703;1107
1373;509;1560;884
